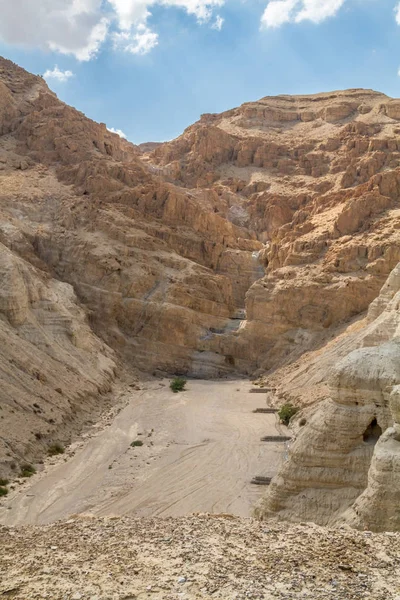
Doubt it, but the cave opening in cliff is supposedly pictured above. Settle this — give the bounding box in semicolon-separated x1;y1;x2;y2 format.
225;354;235;366
363;418;382;444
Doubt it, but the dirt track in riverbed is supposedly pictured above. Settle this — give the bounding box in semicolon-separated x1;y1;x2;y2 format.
0;380;287;525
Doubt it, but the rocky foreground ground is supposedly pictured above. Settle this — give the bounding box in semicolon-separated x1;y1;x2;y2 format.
1;515;400;600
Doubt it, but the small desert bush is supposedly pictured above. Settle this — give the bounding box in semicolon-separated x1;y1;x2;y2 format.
47;443;65;456
20;464;36;478
170;377;187;393
278;403;298;426
0;486;8;497
0;478;9;486
131;440;144;447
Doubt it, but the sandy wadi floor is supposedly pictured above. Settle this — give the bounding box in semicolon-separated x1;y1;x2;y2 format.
2;380;400;600
0;380;286;525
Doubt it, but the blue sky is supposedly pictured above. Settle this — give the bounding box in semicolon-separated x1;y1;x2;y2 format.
1;0;400;144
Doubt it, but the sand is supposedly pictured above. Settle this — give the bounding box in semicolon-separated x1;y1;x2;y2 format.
0;379;287;525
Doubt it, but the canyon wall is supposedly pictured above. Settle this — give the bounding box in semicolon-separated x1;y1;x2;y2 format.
256;264;400;531
2;55;400;501
0;230;116;476
152;89;400;371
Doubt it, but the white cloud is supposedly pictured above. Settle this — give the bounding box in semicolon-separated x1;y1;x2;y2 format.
395;1;400;25
0;0;107;61
108;0;224;30
261;0;297;27
107;127;128;138
109;0;223;55
212;14;224;30
108;0;152;30
0;0;224;60
43;65;75;82
113;24;159;55
261;0;346;28
49;17;109;61
159;0;223;23
295;0;346;23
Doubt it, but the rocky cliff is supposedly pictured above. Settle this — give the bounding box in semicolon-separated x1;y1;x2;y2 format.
256;263;400;531
2;56;400;513
153;89;400;371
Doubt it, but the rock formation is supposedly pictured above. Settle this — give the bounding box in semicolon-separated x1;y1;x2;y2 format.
2;54;400;521
256;263;400;531
151;88;400;372
0;56;261;472
0;236;116;476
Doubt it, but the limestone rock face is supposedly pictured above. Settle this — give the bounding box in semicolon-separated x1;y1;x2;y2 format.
0;239;116;476
0;57;262;387
152;88;400;371
0;82;17;135
3;56;400;482
339;378;400;532
256;263;400;531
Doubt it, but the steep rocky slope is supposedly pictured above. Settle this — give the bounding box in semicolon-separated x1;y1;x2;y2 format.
2;55;400;510
0;56;258;473
152;89;400;371
256;263;400;531
0;237;116;477
0;56;263;383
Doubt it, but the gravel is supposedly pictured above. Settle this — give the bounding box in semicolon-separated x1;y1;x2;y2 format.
1;514;400;599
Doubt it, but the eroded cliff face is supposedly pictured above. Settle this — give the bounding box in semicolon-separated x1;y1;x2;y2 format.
0;232;116;476
152;89;400;371
2;56;400;491
256;264;400;531
0;57;263;388
0;56;261;472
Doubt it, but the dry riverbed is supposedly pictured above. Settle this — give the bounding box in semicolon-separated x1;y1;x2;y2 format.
0;379;287;525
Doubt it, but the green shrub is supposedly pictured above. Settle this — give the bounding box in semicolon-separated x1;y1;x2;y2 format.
0;486;8;497
20;464;36;478
131;440;144;447
47;443;65;456
0;478;9;486
278;403;298;426
170;377;187;393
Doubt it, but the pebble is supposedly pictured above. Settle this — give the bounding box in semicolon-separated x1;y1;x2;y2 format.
1;516;400;600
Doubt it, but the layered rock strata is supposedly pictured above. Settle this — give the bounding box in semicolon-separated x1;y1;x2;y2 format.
0;236;116;476
256;264;400;531
152;89;400;371
3;56;400;484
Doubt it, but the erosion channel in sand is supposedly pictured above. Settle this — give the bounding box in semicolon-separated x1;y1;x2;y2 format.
0;380;287;526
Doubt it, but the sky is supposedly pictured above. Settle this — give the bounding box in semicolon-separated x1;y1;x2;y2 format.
1;0;400;144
